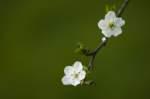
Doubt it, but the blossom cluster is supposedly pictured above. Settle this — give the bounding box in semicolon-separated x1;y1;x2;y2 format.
62;11;125;86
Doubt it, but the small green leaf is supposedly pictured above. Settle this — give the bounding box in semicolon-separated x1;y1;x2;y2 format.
77;42;84;49
74;42;90;55
74;42;84;54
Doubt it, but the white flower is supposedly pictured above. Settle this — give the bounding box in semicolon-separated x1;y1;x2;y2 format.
61;61;86;86
98;11;125;38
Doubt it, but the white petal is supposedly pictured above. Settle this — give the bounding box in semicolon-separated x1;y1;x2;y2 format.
113;27;122;37
78;70;86;80
98;20;107;30
105;11;116;20
73;61;83;73
115;18;125;27
61;76;72;85
64;66;74;75
71;79;80;86
101;28;113;38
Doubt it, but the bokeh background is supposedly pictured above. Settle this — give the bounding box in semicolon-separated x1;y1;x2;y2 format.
0;0;150;99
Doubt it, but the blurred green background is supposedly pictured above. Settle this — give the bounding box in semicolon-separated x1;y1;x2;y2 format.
0;0;150;99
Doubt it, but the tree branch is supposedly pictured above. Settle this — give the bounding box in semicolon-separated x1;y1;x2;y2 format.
85;0;129;70
117;0;129;16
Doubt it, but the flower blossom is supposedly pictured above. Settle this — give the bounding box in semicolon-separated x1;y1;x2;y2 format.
98;11;125;38
61;61;86;86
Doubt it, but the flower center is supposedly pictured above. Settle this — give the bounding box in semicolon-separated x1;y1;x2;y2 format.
72;73;79;79
109;22;115;29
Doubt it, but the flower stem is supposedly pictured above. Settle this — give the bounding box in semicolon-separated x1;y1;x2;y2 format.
86;0;130;70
